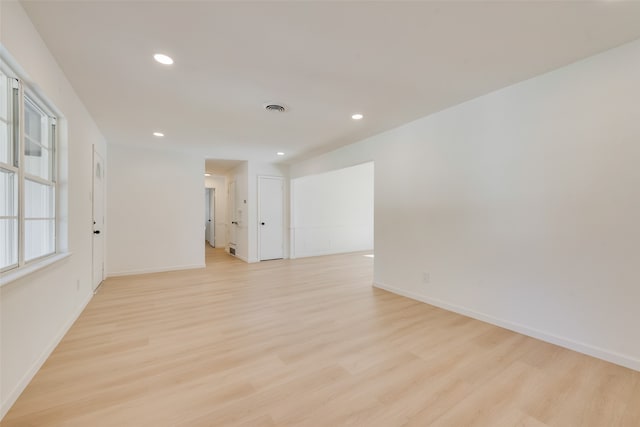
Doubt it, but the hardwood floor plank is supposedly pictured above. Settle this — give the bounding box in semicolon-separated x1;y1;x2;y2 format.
3;247;639;426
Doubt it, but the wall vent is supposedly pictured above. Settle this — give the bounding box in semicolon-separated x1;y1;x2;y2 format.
264;104;286;112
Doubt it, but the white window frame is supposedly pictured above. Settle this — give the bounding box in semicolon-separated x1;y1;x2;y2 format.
0;62;59;276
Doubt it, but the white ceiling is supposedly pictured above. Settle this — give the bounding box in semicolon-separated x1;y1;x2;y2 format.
21;1;640;164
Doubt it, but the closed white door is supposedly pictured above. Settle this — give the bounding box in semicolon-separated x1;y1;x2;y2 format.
92;148;105;290
228;181;237;248
208;188;215;247
258;176;284;261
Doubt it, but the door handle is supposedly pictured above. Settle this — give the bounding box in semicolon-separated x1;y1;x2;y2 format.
261;222;265;225
94;230;101;235
231;221;238;225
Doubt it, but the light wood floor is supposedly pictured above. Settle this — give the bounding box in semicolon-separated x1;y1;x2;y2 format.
3;247;640;426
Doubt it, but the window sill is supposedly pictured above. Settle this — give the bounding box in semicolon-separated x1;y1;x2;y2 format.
0;252;72;287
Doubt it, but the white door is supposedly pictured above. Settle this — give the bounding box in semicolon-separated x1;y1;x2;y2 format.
258;176;284;261
208;188;215;247
228;181;237;250
92;148;105;290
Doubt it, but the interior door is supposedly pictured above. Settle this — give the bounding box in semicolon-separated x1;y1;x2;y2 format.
92;148;105;290
208;188;215;247
228;181;237;250
258;176;284;261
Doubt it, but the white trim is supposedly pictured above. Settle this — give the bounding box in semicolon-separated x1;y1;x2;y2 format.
0;163;18;174
107;263;205;277
23;173;54;187
17;78;25;267
234;253;250;263
373;281;640;372
0;290;92;419
294;247;374;259
0;252;71;287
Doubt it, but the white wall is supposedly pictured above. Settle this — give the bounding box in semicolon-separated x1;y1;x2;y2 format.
292;162;373;258
106;144;204;275
0;1;107;418
204;175;227;248
291;39;640;371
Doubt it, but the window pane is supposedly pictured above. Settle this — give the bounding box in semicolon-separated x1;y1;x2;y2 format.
24;146;52;181
24;100;44;145
0;72;8;165
0;73;7;121
0;120;9;164
0;218;18;269
25;219;55;261
1;168;17;216
25;179;54;218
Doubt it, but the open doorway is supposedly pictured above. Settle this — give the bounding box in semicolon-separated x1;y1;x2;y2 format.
204;174;226;250
204;158;245;264
290;161;374;259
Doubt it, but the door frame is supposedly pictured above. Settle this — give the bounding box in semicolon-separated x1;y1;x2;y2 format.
257;175;285;261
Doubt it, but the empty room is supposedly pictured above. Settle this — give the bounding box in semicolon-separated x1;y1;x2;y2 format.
1;1;640;426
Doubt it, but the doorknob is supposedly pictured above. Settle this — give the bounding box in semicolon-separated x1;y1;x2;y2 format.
261;222;265;225
94;230;101;234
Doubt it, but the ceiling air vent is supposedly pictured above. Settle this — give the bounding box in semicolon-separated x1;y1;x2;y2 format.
264;104;286;112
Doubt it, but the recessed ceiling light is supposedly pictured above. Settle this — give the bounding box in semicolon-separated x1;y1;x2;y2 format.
352;113;364;120
204;173;211;177
277;152;285;156
153;132;164;137
153;53;174;65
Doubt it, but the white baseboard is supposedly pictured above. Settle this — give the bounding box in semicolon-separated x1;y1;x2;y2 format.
107;263;205;277
235;254;249;263
1;291;93;420
293;247;374;259
373;282;640;372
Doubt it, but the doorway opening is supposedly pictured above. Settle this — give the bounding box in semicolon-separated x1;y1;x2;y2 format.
290;161;374;259
204;158;245;265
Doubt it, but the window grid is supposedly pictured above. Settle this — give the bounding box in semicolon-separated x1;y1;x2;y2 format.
0;65;58;273
0;69;18;272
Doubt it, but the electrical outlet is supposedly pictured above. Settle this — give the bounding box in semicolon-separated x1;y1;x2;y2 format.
422;272;430;284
